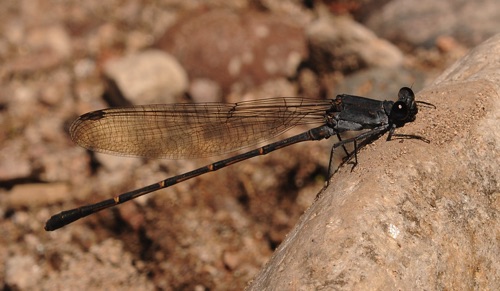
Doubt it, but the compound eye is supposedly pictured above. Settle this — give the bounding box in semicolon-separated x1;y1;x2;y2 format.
398;87;415;103
390;101;410;122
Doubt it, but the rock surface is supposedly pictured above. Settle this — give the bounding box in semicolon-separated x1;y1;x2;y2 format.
307;14;403;73
156;8;308;94
103;50;188;105
248;34;500;290
364;0;500;47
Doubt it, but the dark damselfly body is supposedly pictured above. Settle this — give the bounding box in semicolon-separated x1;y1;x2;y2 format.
45;87;433;231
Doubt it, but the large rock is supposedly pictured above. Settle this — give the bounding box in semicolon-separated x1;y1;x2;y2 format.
103;50;188;105
306;14;403;73
248;34;500;290
364;0;500;47
156;9;307;95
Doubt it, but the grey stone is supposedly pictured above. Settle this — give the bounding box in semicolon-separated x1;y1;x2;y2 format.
365;0;500;47
306;14;403;73
103;49;188;105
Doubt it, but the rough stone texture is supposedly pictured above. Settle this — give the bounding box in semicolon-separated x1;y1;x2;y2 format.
248;35;500;290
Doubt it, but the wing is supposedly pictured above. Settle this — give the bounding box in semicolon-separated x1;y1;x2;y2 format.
69;97;332;158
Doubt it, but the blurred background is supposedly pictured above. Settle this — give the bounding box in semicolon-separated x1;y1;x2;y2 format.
0;0;498;290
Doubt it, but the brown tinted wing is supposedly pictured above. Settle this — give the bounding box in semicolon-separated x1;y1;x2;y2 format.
70;97;332;158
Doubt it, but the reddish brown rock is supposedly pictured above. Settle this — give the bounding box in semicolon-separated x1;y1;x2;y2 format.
156;9;307;94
